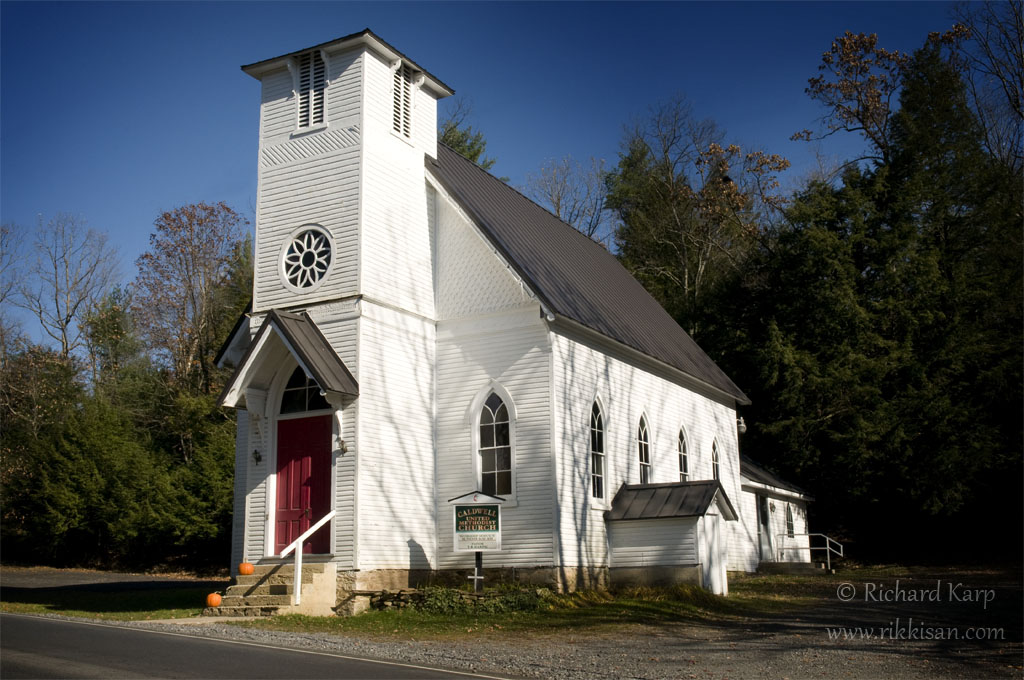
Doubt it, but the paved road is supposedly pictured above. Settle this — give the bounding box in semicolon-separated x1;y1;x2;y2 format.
0;614;501;680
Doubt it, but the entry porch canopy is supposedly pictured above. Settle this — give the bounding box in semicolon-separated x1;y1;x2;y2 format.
218;309;359;411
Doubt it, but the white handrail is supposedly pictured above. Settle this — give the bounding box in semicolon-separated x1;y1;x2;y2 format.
776;532;844;571
279;510;335;606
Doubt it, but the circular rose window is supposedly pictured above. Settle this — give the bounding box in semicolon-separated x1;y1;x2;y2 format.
280;226;332;291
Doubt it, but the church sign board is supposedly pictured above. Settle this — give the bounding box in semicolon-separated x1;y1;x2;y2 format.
448;491;505;552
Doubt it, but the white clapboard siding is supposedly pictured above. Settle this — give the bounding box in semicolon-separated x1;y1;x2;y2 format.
244;406;268;562
259;48;363;145
354;303;437;569
435;308;554;569
413;87;437;158
253;49;364;313
359;139;435;317
231;411;248;573
550;331;743;569
433;185;533;320
607;518;699;567
308;307;359;569
356;49;438;318
768;498;811;563
729;488;761;572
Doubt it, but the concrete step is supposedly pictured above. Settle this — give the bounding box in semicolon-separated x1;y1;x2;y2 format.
219;595;294;608
758;562;832;575
225;583;292;598
203;605;281;617
204;561;336;618
234;573;314;587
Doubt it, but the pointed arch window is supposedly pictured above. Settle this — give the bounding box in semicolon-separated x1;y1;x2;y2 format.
637;416;651;484
280;366;330;414
590;402;605;499
711;440;721;481
479;393;511;496
786;504;795;537
678;429;689;481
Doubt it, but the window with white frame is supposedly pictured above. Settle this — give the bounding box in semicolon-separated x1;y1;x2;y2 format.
678;428;689;481
296;51;326;129
280;225;333;291
479;392;511;496
590;402;605;500
637;416;651;484
280;366;330;414
786;504;795;537
392;62;413;137
711;440;720;481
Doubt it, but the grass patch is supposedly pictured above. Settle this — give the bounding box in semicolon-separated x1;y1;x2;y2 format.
0;586;214;621
231;581;822;640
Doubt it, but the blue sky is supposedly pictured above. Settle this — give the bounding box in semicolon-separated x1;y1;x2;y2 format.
2;1;956;303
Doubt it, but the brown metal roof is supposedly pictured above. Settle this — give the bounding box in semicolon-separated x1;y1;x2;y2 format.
740;454;812;499
427;143;749;405
604;481;738;522
218;309;358;408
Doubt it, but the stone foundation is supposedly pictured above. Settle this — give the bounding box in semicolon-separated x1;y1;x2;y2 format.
332;566;611;615
608;564;702;588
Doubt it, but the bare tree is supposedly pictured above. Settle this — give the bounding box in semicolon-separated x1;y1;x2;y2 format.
524;156;611;244
607;97;789;336
133;202;247;394
950;0;1023;171
14;214;119;359
438;96;498;171
793;32;910;164
0;223;24;355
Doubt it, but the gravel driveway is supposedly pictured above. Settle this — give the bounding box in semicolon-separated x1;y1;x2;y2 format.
4;566;1021;679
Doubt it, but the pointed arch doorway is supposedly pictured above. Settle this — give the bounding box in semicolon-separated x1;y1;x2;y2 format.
275;367;332;555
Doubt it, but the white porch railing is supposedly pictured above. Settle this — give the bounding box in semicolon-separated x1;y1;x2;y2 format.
279;510;336;606
776;533;844;571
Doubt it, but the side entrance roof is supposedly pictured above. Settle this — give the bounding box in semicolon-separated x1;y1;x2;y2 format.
604;481;738;522
740;455;813;501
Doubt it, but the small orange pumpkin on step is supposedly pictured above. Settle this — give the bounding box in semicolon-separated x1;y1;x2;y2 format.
206;592;222;608
238;562;255;576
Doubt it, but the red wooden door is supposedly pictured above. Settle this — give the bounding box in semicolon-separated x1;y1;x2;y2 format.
275;415;331;554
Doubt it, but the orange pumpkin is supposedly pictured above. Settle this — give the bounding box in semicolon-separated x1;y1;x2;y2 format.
238;562;255;576
206;592;222;608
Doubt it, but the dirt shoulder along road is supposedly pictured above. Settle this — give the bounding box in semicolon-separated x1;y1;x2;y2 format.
1;565;1021;679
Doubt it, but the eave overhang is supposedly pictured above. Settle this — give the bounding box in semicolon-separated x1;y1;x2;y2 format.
241;28;454;98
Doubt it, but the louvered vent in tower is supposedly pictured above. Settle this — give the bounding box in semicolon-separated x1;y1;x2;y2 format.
297;51;326;128
392;63;413;137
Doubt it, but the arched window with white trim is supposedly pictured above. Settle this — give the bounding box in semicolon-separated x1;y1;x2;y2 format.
711;439;720;481
479;392;512;496
590;402;605;499
637;416;651;484
678;428;689;481
786;504;795;537
280;366;330;414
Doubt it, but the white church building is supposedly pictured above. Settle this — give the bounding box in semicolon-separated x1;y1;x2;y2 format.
216;29;811;614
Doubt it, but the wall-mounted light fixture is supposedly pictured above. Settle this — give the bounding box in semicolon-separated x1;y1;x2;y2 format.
252;449;262;464
737;417;747;435
338;439;350;454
